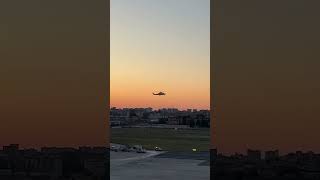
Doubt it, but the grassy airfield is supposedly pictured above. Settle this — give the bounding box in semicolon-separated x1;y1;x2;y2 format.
111;127;210;152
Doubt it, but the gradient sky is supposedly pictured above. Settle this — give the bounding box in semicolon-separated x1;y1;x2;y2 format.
111;0;210;110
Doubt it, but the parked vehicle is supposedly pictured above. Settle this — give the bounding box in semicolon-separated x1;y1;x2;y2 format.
133;145;146;153
111;145;118;152
120;145;130;152
154;146;163;151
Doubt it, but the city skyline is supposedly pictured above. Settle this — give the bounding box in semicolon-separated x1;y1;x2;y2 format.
110;106;210;111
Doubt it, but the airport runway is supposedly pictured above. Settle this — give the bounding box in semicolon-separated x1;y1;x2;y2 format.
110;151;209;180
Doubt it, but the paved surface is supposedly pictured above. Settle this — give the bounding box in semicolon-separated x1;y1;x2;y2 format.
155;151;210;160
110;151;209;180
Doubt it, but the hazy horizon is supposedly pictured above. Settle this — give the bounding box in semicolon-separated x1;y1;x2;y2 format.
111;106;210;111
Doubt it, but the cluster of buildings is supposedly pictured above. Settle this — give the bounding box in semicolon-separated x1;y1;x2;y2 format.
0;144;108;180
211;149;320;179
110;107;210;128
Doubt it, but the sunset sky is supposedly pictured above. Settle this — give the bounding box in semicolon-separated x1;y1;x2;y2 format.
110;0;210;110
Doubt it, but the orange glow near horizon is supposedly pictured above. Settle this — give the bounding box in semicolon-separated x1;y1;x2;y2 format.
110;73;210;110
110;0;210;110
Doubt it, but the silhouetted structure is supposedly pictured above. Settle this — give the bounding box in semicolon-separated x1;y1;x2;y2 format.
211;149;320;180
110;107;210;128
0;144;109;180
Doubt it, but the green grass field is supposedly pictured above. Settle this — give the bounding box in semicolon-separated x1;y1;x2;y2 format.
111;128;210;151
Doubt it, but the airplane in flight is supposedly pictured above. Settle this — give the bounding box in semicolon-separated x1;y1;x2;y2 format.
153;91;166;96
